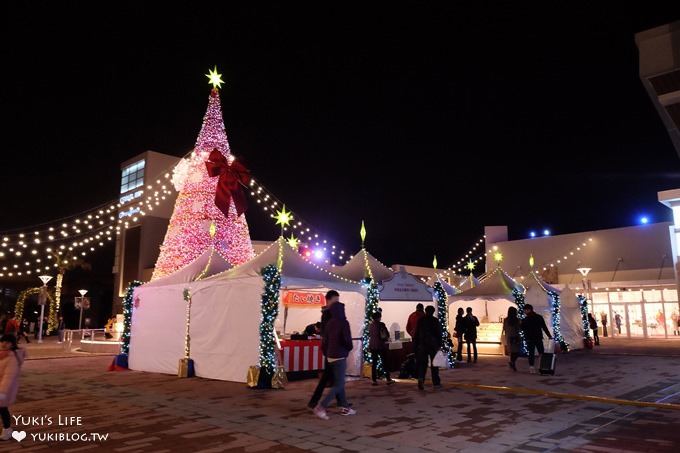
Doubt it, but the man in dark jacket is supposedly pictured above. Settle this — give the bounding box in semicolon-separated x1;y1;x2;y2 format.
521;304;552;374
308;290;344;410
413;305;442;390
463;307;480;363
314;301;355;419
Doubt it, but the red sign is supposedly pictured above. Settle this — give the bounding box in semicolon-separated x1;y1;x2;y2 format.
282;291;325;307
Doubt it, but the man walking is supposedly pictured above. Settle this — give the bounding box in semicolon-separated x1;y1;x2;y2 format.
413;306;442;390
520;304;552;374
308;290;345;410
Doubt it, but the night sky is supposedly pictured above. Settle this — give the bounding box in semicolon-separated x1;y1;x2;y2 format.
2;3;680;270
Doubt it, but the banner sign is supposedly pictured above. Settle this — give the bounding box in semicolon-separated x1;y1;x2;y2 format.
282;291;325;307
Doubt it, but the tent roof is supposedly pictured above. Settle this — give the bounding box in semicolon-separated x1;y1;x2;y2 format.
523;270;560;294
453;267;524;297
143;247;232;287
457;274;481;292
434;274;460;295
204;237;360;285
379;267;433;301
328;248;394;282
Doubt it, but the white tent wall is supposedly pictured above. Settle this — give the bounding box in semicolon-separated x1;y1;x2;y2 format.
380;300;436;340
558;286;585;349
129;283;194;376
525;285;554;337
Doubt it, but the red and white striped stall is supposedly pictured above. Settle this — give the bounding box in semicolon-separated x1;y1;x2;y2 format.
279;339;324;372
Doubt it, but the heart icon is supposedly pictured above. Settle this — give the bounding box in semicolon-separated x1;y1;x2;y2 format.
12;430;26;442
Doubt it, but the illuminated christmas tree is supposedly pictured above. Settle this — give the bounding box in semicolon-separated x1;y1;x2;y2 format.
152;68;254;279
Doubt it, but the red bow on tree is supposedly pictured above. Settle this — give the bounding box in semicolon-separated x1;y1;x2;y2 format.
205;149;250;217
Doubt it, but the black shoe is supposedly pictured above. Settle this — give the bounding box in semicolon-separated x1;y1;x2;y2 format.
371;381;378;386
433;383;442;389
417;380;424;390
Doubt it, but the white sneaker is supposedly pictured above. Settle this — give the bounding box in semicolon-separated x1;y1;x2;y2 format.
314;406;330;420
0;427;13;441
529;366;536;374
340;407;357;416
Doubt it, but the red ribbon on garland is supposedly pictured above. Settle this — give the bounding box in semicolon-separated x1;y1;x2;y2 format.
205;149;250;217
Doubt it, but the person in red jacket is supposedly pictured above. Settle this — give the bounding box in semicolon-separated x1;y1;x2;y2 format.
406;303;425;339
3;314;19;339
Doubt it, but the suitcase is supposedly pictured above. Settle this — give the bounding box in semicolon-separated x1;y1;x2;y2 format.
539;340;556;375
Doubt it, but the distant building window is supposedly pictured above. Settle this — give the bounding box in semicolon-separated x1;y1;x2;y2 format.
121;160;145;194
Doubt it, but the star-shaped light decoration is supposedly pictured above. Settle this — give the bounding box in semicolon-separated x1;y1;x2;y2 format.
209;220;216;238
205;66;224;89
493;251;504;263
360;220;367;246
287;233;300;250
274;204;292;229
529;254;535;268
465;260;476;273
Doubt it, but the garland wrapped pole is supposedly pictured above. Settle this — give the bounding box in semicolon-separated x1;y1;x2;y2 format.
178;288;195;378
548;290;569;352
257;264;281;388
512;288;528;356
361;278;383;376
433;281;455;368
578;294;593;348
109;280;142;371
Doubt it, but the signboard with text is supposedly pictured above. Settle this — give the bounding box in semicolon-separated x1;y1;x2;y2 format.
379;267;434;301
282;291;326;307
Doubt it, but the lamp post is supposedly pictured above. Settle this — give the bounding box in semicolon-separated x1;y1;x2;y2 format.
77;289;88;330
37;275;53;343
577;267;592;305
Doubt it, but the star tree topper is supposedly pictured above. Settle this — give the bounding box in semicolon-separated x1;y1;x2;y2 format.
206;66;224;89
465;260;476;273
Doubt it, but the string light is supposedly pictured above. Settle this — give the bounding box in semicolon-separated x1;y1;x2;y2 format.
259;264;281;378
433;280;455;367
121;280;143;355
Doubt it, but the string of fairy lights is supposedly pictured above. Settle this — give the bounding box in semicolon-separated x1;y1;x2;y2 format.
486;236;595;275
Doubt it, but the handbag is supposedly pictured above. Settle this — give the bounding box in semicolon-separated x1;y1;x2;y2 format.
432;350;448;368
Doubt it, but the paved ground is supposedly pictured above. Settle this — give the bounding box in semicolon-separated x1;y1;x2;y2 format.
2;335;679;452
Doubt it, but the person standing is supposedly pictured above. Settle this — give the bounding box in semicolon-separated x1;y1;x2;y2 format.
16;319;30;345
308;290;345;410
588;313;599;345
502;306;521;371
600;312;608;337
0;334;25;441
521;304;553;374
57;315;66;344
314;300;356;420
368;311;394;386
453;307;465;361
463;307;479;363
413;305;442;390
614;312;623;335
671;310;679;336
406;303;425;340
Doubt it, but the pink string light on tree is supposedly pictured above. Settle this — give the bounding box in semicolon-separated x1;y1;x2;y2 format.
152;68;254;279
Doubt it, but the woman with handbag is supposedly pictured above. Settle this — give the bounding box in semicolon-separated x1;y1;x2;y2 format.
502;306;521;371
368;311;394;386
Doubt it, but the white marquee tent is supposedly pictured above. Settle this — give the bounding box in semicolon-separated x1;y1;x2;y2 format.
448;267;525;326
143;246;232;287
329;248;394;282
555;285;585;348
378;267;435;339
129;237;367;382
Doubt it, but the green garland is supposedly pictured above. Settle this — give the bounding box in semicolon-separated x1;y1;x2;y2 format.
548;291;569;352
259;264;281;375
578;294;592;340
15;287;57;334
121;280;143;355
433;281;455;368
361;278;384;374
512;288;528;355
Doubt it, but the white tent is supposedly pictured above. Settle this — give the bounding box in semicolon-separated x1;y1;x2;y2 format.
129;237;366;383
329;248;394;282
448;267;525;325
142;247;232;287
457;274;481;292
556;285;585;349
378;267;435;339
524;271;583;350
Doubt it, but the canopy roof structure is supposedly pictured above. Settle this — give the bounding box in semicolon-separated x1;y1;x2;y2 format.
142;247;232;288
456;274;481;292
454;267;524;299
379;266;433;301
328;248;394;282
